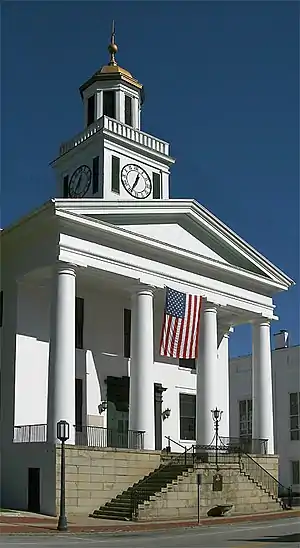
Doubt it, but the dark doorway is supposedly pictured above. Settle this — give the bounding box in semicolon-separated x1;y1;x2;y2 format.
154;383;167;450
106;376;129;447
28;468;40;513
75;378;83;432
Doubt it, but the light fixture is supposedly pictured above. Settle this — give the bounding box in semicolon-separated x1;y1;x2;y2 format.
211;407;223;423
57;420;70;443
98;401;108;414
162;408;171;421
56;420;70;532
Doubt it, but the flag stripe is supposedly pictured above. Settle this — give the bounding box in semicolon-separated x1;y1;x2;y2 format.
160;288;202;359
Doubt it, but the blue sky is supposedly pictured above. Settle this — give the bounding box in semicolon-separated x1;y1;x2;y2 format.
2;1;299;356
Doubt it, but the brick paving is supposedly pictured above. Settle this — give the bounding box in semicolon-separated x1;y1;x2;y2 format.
0;509;299;534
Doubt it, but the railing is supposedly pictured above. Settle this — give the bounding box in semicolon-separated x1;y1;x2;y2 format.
13;424;47;443
13;424;144;450
164;435;187;451
75;425;144;450
130;444;196;519
59;116;169;157
193;444;240;465
220;436;268;455
239;451;292;508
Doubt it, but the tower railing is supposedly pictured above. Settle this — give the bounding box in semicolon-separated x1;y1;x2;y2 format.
59;116;169;157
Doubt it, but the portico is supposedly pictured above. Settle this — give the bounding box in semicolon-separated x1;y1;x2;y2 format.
41;203;281;454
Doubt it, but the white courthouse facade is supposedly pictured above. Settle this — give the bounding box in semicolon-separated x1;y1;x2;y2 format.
0;34;295;503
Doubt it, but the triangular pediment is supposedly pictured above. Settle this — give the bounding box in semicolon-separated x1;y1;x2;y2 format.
53;198;294;291
115;222;230;265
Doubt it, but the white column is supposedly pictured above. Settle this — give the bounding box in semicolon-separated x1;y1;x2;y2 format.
116;90;125;123
217;329;232;440
196;303;218;446
96;90;103;120
129;287;155;450
47;263;76;444
252;320;274;454
132;97;139;129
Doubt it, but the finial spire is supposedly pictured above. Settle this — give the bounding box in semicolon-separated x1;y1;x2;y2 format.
108;20;118;66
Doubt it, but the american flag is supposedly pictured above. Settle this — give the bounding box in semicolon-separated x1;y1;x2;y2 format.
160;287;202;359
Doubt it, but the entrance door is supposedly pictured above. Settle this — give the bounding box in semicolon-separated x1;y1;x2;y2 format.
106;376;129;447
28;468;40;513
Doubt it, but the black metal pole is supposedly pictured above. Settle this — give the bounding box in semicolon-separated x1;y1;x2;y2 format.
57;440;68;531
215;418;219;471
197;474;201;524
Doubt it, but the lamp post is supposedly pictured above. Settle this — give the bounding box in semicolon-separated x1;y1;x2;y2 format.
211;408;223;471
57;420;70;532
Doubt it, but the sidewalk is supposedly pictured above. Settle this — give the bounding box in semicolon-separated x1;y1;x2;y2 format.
1;508;300;534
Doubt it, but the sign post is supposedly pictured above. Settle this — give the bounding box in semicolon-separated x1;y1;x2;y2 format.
197;473;202;524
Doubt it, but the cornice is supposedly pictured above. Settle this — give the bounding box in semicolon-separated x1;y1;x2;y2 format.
55;209;288;294
53;199;294;290
58;239;276;319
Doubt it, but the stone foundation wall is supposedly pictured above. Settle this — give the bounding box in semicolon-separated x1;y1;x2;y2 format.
55;446;161;515
138;459;281;521
251;455;279;480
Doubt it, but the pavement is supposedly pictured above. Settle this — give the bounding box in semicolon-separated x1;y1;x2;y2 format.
0;516;299;547
0;508;299;535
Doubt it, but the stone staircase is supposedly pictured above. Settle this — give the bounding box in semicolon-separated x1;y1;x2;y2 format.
91;449;287;521
90;461;192;521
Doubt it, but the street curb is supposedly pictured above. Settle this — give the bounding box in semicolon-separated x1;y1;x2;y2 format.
1;509;299;535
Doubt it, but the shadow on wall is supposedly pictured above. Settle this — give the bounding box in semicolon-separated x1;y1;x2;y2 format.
84;349;129;425
17;283;51;343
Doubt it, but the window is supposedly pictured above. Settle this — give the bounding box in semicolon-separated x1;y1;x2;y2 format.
87;95;95;126
63;175;69;198
239;399;252;437
179;393;196;440
103;91;115;118
0;290;3;327
290;392;300;441
125;95;132;126
179;358;196;370
111;156;120;193
92;156;99;194
123;308;131;359
75;297;84;350
291;460;300;485
153;172;161;199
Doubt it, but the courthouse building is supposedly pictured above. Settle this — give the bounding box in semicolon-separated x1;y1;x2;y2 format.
0;31;295;513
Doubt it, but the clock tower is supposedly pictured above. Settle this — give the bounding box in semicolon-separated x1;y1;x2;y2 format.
51;23;175;201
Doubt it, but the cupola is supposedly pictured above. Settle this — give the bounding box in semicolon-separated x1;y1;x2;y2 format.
79;21;144;130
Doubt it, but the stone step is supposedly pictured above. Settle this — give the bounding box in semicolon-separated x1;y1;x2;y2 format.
92;508;131;518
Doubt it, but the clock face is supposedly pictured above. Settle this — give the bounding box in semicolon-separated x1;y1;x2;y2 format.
68;165;92;198
121;164;152;199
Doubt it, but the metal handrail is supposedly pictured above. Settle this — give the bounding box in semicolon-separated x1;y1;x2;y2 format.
130;444;195;518
164;435;187;451
220;436;268;455
239;451;292;507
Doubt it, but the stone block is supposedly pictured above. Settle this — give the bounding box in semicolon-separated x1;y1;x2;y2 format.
103;482;115;491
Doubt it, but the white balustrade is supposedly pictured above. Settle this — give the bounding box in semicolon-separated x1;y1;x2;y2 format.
59;116;169;157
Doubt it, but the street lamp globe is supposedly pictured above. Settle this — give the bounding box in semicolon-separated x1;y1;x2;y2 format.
211;408;223;422
57;420;70;443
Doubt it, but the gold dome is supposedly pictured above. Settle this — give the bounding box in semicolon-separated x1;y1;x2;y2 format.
79;21;143;96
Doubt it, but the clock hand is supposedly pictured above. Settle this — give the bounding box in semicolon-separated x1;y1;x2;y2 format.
75;173;83;193
131;174;140;192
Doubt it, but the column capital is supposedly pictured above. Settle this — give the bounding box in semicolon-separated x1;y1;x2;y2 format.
130;284;156;298
55;262;77;277
252;317;271;328
203;301;218;314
